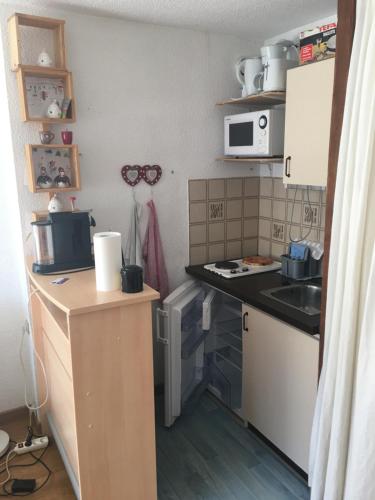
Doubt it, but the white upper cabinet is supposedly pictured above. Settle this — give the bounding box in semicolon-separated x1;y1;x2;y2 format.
283;58;335;186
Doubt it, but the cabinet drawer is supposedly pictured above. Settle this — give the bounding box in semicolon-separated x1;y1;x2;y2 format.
43;333;79;480
39;298;72;379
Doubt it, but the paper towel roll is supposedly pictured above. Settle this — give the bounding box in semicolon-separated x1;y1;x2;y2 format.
93;232;122;291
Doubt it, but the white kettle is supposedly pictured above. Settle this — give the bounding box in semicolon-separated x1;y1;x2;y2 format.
259;41;299;92
235;57;263;96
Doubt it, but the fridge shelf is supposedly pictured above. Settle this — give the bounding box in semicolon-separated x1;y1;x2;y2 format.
209;355;242;410
181;327;209;359
217;332;242;352
215;317;242;338
215;346;242;371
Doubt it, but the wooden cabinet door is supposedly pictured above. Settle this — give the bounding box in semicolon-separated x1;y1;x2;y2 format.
242;304;319;472
284;58;335;187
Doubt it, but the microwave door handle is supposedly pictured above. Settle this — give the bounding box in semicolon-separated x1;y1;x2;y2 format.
285;156;291;178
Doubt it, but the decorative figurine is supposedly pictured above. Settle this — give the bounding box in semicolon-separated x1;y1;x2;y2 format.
48;194;63;213
39;130;55;144
54;167;71;188
36;166;53;189
37;49;52;67
47;100;61;119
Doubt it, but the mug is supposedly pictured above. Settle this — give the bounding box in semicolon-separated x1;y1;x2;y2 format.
39;130;55;144
61;131;73;144
243;57;263;95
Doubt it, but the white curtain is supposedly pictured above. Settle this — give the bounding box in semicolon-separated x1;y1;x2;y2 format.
309;1;375;499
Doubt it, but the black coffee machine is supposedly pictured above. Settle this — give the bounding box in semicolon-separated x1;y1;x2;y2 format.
31;211;95;274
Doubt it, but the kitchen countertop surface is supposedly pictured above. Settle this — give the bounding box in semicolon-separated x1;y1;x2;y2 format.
185;264;321;335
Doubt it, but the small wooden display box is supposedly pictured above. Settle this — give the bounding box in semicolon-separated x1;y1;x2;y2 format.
25;144;80;193
8;13;66;70
17;66;75;123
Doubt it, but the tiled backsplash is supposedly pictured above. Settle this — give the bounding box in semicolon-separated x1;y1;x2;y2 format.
189;178;259;265
258;178;326;259
189;177;326;265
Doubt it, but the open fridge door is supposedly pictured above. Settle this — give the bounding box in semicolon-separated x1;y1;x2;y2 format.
157;281;216;427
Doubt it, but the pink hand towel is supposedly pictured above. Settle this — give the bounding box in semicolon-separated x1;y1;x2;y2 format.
142;200;169;300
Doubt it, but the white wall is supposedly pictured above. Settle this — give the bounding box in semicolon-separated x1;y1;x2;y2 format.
0;3;261;407
0;30;29;412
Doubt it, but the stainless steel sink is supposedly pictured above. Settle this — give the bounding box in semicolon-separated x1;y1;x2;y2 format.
261;284;321;316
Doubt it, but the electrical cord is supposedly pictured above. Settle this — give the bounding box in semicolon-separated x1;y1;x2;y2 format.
288;185;314;243
0;436;51;497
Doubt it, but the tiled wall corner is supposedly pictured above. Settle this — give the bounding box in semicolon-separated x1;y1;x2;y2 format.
258;177;326;260
188;177;259;265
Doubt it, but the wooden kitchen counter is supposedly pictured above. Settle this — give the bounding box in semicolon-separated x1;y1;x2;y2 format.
26;257;159;500
26;257;159;315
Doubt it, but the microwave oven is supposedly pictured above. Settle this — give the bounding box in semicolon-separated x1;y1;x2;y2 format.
224;109;285;157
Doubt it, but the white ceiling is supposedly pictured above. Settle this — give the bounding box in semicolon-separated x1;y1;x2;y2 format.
6;0;337;40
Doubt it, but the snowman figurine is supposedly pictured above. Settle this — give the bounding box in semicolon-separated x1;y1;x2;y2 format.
47;100;61;119
37;166;53;189
37;49;52;67
54;167;71;188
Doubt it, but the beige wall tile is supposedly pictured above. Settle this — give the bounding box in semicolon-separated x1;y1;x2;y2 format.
259;198;272;218
273;178;287;199
190;245;207;265
244;198;259;217
208;200;224;221
189;224;207;245
272;200;286;221
208;179;225;200
272;222;285;242
244;218;258;238
259;219;271;239
189;179;207;201
302;204;320;226
287;187;302;201
244;177;259;197
303;189;321;204
320;206;326;228
226;240;242;260
271;242;285;260
208;243;225;262
243;238;258;256
287;202;302;224
302;227;319;241
260;177;272;197
226;220;242;240
258;238;271;257
226;178;243;198
288;224;302;241
208;222;225;243
226;199;242;219
189;202;207;223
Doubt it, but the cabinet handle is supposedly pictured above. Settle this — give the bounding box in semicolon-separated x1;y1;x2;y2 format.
243;312;249;332
285;156;291;178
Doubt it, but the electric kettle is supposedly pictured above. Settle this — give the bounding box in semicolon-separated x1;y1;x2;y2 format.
258;41;299;92
235;57;263;96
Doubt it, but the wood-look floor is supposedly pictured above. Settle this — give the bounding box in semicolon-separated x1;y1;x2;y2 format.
0;394;310;499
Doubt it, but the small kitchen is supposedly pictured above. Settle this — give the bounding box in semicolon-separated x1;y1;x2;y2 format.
0;2;339;499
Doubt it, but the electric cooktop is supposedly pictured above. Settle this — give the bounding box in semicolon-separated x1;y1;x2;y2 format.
204;259;281;279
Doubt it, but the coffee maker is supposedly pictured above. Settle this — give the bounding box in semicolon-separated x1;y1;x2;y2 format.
31;211;95;274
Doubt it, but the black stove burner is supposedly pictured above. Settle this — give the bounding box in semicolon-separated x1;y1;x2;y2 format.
215;261;239;270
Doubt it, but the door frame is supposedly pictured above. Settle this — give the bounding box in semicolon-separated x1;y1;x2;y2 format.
319;0;357;373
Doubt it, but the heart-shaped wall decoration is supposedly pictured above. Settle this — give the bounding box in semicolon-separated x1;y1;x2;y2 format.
121;165;143;186
143;165;162;185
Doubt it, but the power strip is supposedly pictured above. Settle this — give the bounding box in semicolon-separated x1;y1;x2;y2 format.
14;436;49;456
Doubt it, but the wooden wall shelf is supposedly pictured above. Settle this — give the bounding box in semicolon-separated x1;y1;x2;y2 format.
216;91;286;108
17;66;75;123
8;13;66;70
216;156;284;164
25;144;80;193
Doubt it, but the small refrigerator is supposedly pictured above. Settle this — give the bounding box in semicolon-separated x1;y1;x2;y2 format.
157;280;243;427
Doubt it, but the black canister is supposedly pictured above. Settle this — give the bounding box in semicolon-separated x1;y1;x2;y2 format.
121;265;143;293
